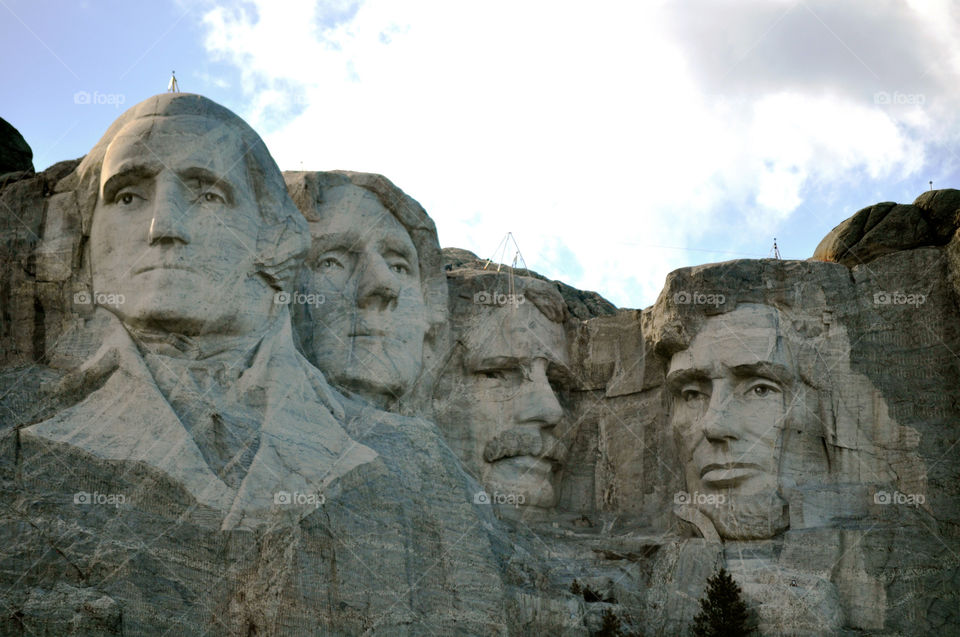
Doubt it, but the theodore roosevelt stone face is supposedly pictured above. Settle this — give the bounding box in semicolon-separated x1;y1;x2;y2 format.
436;285;570;515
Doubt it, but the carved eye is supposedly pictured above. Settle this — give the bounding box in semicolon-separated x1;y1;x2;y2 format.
319;257;343;270
390;263;409;275
475;366;526;386
681;388;703;402
201;191;226;204
116;191;141;206
746;381;780;398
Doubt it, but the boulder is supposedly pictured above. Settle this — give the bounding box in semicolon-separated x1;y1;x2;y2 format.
0;116;33;177
811;188;960;266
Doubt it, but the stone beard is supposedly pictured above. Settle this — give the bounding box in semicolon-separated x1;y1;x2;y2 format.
668;303;797;540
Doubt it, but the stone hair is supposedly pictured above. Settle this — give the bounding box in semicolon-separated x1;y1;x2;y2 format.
62;93;309;291
284;170;448;335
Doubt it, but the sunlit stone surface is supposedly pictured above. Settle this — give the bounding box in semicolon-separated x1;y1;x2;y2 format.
1;94;958;636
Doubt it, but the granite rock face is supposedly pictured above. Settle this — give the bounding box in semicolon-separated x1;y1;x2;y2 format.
0;95;515;636
284;170;448;415
441;247;618;320
1;93;958;636
636;255;955;635
812;188;960;267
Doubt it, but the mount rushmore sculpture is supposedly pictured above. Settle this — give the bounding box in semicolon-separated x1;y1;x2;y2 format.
0;93;957;636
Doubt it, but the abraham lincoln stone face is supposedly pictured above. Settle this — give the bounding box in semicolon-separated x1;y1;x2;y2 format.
667;304;795;539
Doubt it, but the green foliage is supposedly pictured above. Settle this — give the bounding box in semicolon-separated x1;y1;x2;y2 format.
691;568;751;637
570;578;617;604
596;608;622;637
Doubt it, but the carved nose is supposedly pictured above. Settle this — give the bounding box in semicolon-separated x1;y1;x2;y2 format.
700;388;739;443
148;179;191;246
355;254;399;311
516;361;563;428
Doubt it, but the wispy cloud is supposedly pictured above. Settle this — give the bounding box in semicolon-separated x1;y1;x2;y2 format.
198;0;960;308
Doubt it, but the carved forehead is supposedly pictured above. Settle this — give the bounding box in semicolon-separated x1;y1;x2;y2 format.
461;303;568;368
668;304;796;376
307;184;416;253
100;116;249;188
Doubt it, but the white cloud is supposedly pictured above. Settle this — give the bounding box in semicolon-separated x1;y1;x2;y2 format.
198;0;956;308
744;92;925;219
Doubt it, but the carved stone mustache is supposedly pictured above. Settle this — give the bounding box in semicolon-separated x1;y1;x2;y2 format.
482;428;567;465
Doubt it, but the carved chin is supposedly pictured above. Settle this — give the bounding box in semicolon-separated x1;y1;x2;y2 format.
333;367;403;400
700;492;790;540
321;338;420;399
484;459;557;510
121;299;235;333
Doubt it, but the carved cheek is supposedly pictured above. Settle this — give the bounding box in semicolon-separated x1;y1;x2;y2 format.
739;400;785;445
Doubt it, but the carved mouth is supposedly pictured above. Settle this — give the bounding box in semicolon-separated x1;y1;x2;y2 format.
349;329;388;338
699;462;763;486
135;264;195;275
498;455;555;479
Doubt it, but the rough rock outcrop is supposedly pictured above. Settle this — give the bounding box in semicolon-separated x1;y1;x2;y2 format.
812;188;960;266
0;117;33;178
442;247;618;320
1;93;958;636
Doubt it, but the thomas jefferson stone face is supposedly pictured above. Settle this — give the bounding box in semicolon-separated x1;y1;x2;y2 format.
297;184;428;403
668;304;795;537
89;116;274;336
440;300;569;513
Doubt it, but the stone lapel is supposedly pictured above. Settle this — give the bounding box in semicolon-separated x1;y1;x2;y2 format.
21;309;377;531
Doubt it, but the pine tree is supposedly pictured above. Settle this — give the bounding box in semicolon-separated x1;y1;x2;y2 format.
596;608;622;637
691;568;751;637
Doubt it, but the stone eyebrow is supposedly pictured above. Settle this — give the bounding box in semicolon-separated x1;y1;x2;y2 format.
100;164;237;205
311;230;361;255
729;361;793;385
665;367;710;391
379;234;416;262
470;355;523;371
177;167;236;204
101;164;160;201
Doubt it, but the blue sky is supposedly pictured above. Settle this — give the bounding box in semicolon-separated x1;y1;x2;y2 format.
3;0;958;309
